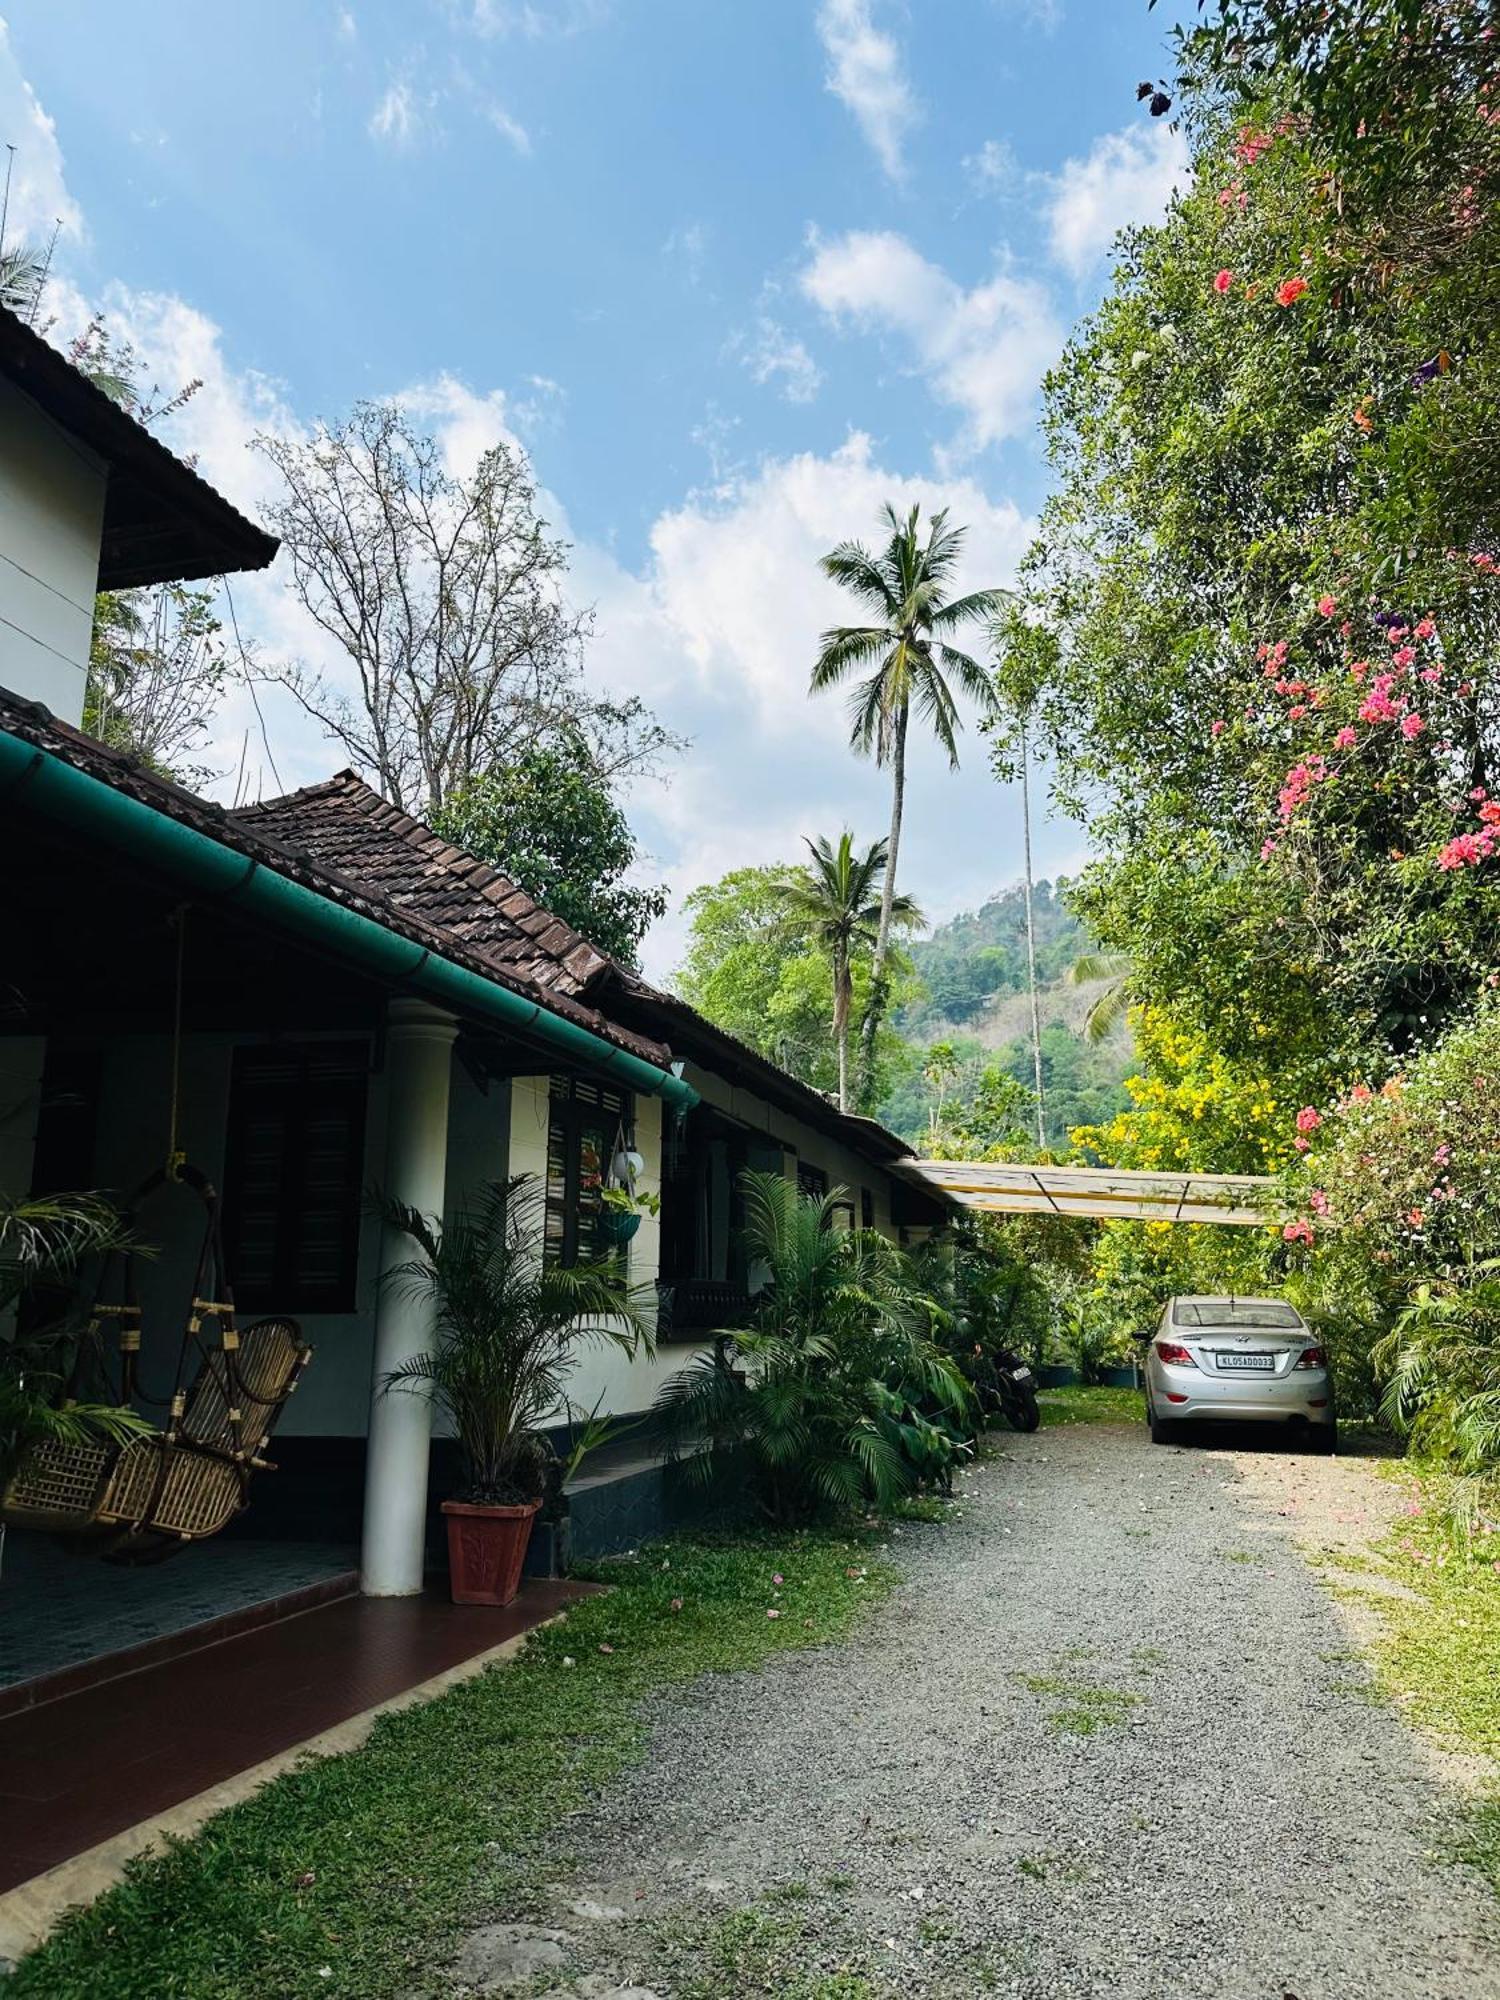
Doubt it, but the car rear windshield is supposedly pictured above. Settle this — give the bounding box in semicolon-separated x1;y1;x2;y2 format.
1173;1300;1302;1329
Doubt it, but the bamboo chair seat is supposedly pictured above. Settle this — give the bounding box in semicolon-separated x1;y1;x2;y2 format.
2;1318;310;1554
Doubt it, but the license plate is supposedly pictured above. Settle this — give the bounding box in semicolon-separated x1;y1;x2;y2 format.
1217;1352;1274;1372
1010;1366;1032;1382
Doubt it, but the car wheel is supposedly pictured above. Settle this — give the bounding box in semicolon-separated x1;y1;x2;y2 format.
1309;1424;1338;1456
1149;1413;1183;1446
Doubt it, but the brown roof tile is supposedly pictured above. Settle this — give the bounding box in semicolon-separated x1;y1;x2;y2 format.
0;695;666;1068
233;771;617;1001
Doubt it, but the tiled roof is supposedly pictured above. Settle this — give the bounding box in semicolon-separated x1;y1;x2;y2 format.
0;304;278;591
0;694;667;1066
233;772;615;999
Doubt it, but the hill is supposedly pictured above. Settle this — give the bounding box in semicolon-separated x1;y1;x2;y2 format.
878;879;1134;1150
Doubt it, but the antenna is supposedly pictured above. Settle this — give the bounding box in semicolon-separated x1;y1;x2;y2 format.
0;145;15;261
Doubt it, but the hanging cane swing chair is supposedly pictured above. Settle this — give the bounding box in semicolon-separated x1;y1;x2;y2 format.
0;915;312;1562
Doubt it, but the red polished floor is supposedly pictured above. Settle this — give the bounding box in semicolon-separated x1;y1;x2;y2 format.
0;1578;592;1895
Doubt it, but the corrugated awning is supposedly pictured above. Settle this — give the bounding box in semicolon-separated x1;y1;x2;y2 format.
892;1159;1276;1226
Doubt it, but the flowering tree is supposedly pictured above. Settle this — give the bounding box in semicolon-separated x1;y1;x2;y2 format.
1006;23;1500;1098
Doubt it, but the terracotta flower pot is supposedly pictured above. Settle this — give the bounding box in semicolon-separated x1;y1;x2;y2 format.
441;1498;540;1606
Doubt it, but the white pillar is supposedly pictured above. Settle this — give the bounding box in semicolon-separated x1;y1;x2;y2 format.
360;1000;458;1596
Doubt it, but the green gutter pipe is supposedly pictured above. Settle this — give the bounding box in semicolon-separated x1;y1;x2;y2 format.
0;729;699;1116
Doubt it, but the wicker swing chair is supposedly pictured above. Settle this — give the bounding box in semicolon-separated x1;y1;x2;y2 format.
1;1163;311;1562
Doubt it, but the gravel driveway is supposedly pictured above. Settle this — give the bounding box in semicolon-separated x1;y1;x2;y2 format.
452;1422;1500;1999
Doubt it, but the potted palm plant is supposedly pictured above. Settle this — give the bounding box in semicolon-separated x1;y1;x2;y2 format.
378;1175;649;1605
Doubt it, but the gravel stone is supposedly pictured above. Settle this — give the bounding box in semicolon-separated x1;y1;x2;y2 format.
526;1423;1500;1998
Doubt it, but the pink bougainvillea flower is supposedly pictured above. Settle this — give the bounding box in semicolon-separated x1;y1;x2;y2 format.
1415;617;1436;639
1334;726;1357;750
1260;837;1278;861
1296;1106;1323;1133
1293;1135;1310;1152
772;1572;784;1585
1289;704;1307;720
766;1608;781;1620
1211;718;1227;736
1472;787;1488;802
1433;1143;1452;1166
1350;1083;1373;1103
1213;268;1234;294
1283;1219;1315;1244
1437;830;1497;870
1350;660;1369;681
1308;1189;1331;1216
1392;645;1416;669
1400;712;1425;739
1406;1209;1425;1229
1275;276;1309;306
1421;666;1443;684
1481;801;1500;827
1317;594;1337;617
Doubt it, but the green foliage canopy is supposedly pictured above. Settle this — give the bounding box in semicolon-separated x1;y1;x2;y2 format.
432;729;667;966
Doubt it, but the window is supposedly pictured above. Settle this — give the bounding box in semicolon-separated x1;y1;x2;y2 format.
224;1042;368;1313
796;1159;828;1201
860;1186;875;1230
546;1075;629;1266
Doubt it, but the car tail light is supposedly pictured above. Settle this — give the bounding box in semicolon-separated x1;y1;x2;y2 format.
1294;1346;1327;1370
1155;1340;1197;1368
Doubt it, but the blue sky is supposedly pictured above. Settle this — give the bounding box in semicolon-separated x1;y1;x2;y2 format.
1;1;1190;977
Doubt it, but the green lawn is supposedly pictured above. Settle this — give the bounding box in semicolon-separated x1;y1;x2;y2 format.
1364;1478;1500;1893
1037;1383;1145;1426
11;1534;896;2000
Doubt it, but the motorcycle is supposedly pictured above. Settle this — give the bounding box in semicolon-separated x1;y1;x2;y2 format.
967;1341;1042;1433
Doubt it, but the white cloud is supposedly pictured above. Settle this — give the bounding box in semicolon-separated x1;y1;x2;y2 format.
661;220;708;282
570;433;1039;975
0;20;85;249
737;318;823;404
336;7;357;40
465;0;607;34
994;0;1062;28
368;81;431;149
963;137;1020;197
816;0;918;183
1046;120;1188;279
484;101;532;155
801;230;1062;456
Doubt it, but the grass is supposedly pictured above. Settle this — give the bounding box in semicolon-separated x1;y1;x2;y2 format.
1012;1669;1140;1737
10;1533;897;2000
1317;1467;1500;1897
1037;1384;1145;1426
655;1903;879;2000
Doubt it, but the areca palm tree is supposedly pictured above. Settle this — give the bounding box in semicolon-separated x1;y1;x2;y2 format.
811;504;1003;1104
774;831;922;1112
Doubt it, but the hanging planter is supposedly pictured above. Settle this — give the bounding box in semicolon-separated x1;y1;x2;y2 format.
598;1202;643;1245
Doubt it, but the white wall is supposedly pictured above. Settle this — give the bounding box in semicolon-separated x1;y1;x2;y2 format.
687;1064;898;1237
510;1075;707;1419
0;378;106;724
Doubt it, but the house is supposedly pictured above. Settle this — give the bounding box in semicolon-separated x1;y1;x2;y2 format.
0;301;950;1620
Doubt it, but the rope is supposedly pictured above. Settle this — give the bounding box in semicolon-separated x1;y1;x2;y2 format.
166;908;188;1180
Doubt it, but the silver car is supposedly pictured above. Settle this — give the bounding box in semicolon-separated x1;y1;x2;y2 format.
1143;1295;1336;1452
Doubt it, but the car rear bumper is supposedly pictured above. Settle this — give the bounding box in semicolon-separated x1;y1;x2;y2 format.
1152;1370;1335;1426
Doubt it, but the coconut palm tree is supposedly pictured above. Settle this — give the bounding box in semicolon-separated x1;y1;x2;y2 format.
773;832;922;1112
811;505;1003;1105
1066;950;1135;1043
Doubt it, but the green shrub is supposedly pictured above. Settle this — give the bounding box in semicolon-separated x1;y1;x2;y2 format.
656;1173;971;1521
